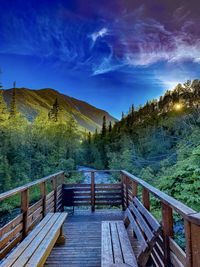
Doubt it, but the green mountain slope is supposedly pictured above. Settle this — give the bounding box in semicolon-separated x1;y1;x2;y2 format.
1;88;117;132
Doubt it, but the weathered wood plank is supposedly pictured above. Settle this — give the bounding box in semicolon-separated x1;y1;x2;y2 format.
28;199;43;215
110;222;123;263
0;214;23;238
162;202;173;267
25;213;67;267
124;209;147;251
121;171;196;218
1;214;53;267
0;233;23;260
0;171;64;202
12;214;61;267
21;189;29;238
101;222;113;267
133;197;160;232
0;224;23;250
117;221;138;266
142;188;150;211
169;237;186;265
170;251;184;267
129;203;154;242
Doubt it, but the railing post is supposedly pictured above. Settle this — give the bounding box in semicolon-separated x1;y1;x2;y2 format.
91;171;95;212
185;213;200;267
52;176;57;213
121;173;125;210
60;172;65;185
60;173;65;212
142;188;150;210
185;220;192;267
132;181;138;198
21;189;29;238
125;175;129;207
161;202;173;267
40;181;46;218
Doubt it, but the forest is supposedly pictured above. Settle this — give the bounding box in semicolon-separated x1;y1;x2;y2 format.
82;80;200;212
0;79;200;213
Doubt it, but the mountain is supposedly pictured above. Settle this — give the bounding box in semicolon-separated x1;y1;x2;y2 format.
1;88;117;132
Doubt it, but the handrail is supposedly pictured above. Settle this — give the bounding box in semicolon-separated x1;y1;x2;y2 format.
121;170;198;222
1;169;200;267
0;171;64;201
65;169;120;173
120;170;200;267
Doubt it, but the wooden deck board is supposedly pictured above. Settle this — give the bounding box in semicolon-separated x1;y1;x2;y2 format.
44;209;124;267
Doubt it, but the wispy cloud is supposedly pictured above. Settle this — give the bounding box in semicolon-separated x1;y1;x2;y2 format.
0;1;200;77
91;28;108;43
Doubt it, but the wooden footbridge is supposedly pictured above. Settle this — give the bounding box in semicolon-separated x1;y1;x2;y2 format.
0;170;200;267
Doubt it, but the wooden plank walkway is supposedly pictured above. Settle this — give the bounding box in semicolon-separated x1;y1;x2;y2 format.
44;209;124;267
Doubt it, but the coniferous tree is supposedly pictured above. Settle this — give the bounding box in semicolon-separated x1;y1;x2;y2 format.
101;115;107;138
0;91;8;122
9;82;17;118
0;71;9;121
108;121;112;133
48;98;59;122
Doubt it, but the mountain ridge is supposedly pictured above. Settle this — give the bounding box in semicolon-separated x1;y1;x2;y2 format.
1;88;117;132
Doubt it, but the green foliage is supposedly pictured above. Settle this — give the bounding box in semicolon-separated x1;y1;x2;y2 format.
0;96;81;195
81;80;200;212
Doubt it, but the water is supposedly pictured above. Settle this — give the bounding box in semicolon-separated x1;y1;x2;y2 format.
77;166;111;184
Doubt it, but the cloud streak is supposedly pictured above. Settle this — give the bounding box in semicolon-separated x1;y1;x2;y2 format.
0;1;200;76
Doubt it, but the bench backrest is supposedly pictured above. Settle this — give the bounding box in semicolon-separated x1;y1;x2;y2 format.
124;197;161;267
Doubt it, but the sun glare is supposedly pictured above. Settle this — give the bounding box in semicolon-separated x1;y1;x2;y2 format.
174;103;183;111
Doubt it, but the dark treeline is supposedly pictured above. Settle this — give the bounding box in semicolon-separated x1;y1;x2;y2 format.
82;80;200;211
0;87;80;193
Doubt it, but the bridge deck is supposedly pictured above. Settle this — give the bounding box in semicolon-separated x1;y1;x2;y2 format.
44;209;124;267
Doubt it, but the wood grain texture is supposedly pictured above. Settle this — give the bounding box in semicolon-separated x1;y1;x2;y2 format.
101;221;138;267
1;213;67;267
45;209;124;267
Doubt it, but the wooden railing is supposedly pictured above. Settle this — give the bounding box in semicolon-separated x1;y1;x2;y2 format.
0;169;200;267
0;171;64;259
64;170;122;211
121;170;200;267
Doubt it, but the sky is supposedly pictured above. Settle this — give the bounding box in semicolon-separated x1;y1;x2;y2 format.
0;0;200;118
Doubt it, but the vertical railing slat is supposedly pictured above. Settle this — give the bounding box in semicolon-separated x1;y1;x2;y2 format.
91;171;95;212
132;181;138;198
125;175;129;207
121;173;125;210
40;181;46;218
162;202;173;267
21;189;29;238
52;176;57;212
142;188;150;211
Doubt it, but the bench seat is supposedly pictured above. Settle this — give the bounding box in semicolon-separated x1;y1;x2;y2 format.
1;212;67;267
101;221;138;267
101;197;161;267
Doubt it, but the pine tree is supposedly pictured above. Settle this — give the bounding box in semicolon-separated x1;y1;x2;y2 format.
131;104;134;117
101;115;107;137
0;91;8;122
0;69;8;121
48;98;59;122
108;121;112;133
9;82;17;118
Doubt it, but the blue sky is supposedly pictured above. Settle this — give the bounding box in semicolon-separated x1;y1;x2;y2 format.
0;0;200;118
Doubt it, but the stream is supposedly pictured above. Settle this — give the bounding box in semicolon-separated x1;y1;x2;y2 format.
77;166;111;184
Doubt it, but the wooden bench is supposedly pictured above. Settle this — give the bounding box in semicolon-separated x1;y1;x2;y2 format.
1;212;67;267
101;197;161;267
